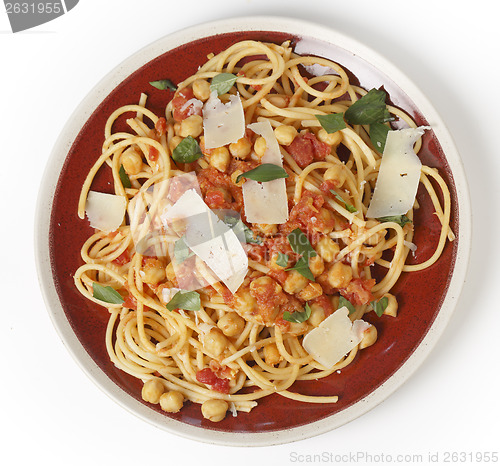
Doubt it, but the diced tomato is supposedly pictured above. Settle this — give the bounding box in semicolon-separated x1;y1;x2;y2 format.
204;189;227;209
340;278;376;306
155;117;167;137
287;190;333;236
286;132;331;168
112;249;130;266
148;146;159;161
171;88;202;121
311;294;334;317
123;293;137;310
319;179;338;194
196;368;230;394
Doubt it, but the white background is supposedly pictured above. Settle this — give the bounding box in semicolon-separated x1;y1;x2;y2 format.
1;1;499;464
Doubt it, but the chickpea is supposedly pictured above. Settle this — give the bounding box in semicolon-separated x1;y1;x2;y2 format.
209;146;230;172
179;115;203;138
165;262;176;282
382;293;398;317
229;137;252;159
263;343;282;366
364;220;387;246
203;329;228;357
324;164;347;187
316;236;340;262
192;79;211;101
233;288;257;316
308;302;325;327
268;252;288;270
230;169;245;186
283;270;309;294
217;312;245;337
168;135;183;153
359;324;377;349
298;282;323;301
313;208;334;234
267;94;289;108
327;261;352;289
253;136;267;158
141;379;165;404
308;255;325;277
201;399;228;422
142;258;166;285
250;276;282;295
317;128;342;147
159;390;184;413
274;124;297;145
255;223;277;236
121;147;143;175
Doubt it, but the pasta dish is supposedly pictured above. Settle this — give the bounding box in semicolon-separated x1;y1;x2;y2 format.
74;40;454;422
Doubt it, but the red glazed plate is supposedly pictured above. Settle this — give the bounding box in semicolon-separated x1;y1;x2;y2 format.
35;17;471;446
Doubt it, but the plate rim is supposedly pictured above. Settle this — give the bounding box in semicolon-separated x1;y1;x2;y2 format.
34;15;472;446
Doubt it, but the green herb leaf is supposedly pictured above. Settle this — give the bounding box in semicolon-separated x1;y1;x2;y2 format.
315;113;346;133
287;228;317;259
338;295;356;315
370;122;390;153
223;216;262;244
210;73;238;96
92;283;124;304
119;164;132;189
174;236;194;263
344;89;393;125
276;252;289;267
283;303;312;323
149;79;177;91
166;290;201;312
286;256;315;281
330;189;357;213
371;296;389;317
377;214;412;228
172;136;203;163
236;163;289;184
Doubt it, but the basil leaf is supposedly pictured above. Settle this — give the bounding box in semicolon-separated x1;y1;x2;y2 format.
371;297;389;317
315;113;346;133
166;290;201;312
330;189;357;213
287;228;317;259
338;295;356;315
119;164;131;188
276;252;289;267
174;236;194;263
236;163;289;184
149;79;177;91
345;89;393;125
92;283;124;304
377;214;412;228
172;136;203;163
210;73;238;96
223;216;262;244
283;303;312;323
286;256;315;281
370;122;390;153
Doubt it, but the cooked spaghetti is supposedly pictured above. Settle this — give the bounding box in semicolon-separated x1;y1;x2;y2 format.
74;40;454;421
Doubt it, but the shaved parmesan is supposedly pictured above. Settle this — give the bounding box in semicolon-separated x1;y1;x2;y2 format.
85;191;126;232
162;189;248;294
203;92;245;149
303;307;371;368
242;121;289;224
366;127;429;219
